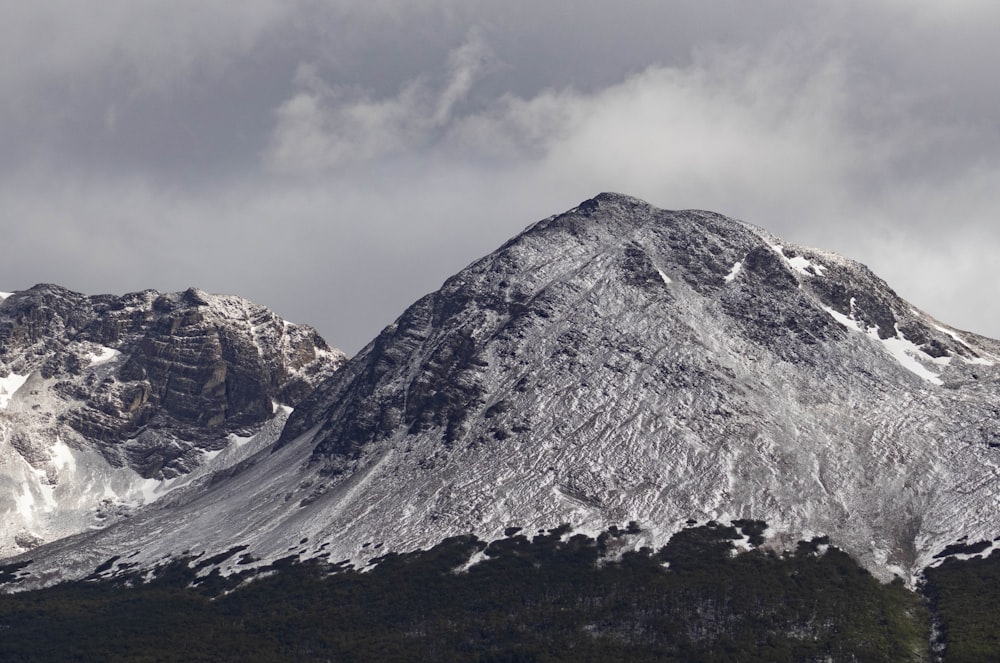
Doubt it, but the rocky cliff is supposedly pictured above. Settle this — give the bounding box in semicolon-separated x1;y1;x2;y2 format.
0;284;344;556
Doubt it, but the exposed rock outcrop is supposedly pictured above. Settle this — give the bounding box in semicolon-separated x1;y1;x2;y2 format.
0;284;344;555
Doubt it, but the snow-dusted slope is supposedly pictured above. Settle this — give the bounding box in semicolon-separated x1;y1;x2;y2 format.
7;194;1000;587
0;285;345;558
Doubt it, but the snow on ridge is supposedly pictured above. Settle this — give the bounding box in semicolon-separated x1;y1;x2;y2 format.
823;304;943;385
0;372;29;409
771;245;827;277
933;323;996;366
934;323;973;348
0;292;12;301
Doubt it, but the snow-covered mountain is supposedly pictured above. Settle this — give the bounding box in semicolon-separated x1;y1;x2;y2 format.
6;193;1000;588
0;285;345;558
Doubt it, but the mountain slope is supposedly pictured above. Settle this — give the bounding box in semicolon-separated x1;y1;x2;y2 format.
7;194;1000;586
273;192;1000;579
0;285;345;557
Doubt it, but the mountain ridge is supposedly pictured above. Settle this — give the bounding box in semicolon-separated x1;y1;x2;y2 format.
272;192;1000;580
0;284;345;558
4;193;1000;588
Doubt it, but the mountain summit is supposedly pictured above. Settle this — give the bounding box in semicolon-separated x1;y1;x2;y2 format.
272;192;1000;579
7;194;1000;586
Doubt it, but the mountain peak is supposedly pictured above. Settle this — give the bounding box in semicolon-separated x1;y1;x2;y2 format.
7;196;1000;588
271;195;1000;579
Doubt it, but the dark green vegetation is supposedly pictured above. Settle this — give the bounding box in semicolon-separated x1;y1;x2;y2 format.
924;545;1000;662
0;522;932;662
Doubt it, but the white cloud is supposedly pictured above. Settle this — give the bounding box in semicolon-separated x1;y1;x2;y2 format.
438;42;887;226
265;28;494;172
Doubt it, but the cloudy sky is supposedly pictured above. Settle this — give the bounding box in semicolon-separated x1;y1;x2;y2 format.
3;2;999;353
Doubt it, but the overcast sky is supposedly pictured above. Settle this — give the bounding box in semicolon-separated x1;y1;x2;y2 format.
3;1;1000;354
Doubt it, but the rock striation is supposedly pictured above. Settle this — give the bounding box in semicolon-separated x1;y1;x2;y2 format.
275;193;1000;579
0;284;344;556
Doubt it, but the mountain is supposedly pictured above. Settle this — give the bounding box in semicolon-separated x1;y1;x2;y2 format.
5;193;1000;588
0;285;345;558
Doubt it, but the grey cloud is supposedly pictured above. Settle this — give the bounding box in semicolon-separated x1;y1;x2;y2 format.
2;2;1000;353
264;28;495;172
0;1;292;89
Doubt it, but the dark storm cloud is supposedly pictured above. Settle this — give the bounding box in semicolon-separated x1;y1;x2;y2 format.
2;2;1000;353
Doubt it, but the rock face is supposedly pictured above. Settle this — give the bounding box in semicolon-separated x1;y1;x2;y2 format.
276;193;1000;578
7;193;1000;588
0;285;345;556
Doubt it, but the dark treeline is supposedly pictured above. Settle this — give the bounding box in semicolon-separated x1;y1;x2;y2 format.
923;545;1000;662
0;520;951;662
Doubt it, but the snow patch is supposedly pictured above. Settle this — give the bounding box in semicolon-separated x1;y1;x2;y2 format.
0;292;12;301
87;346;121;367
454;549;489;573
771;245;826;276
15;483;35;520
724;261;742;283
137;479;165;505
657;269;672;285
202;448;224;461
36;479;56;512
824;306;943;385
229;432;255;448
731;535;754;553
49;439;76;473
880;332;944;386
271;400;294;416
933;324;996;366
934;324;972;348
0;372;28;409
824;305;862;333
136;475;190;506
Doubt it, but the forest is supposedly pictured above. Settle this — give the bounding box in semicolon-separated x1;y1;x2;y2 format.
0;519;993;662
